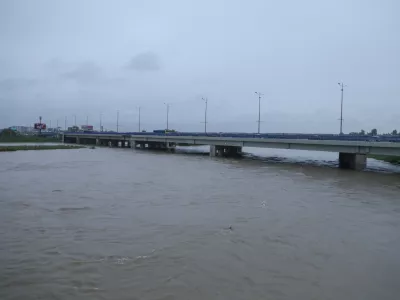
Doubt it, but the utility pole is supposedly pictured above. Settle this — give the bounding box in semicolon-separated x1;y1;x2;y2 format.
39;116;42;135
164;103;170;130
64;116;67;131
74;115;76;126
116;110;119;132
86;115;89;126
338;82;346;135
100;113;103;132
202;97;208;133
137;106;141;132
56;120;59;133
255;92;263;134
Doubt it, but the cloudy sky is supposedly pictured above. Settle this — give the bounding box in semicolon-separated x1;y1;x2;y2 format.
1;0;399;133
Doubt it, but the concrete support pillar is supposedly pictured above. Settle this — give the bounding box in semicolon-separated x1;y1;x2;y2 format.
76;137;80;144
210;145;242;157
339;153;367;170
133;141;143;149
96;138;100;146
223;146;242;157
166;142;176;152
62;134;65;143
210;145;217;157
108;141;112;147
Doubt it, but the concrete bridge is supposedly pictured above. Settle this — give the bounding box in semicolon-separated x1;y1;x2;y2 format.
63;132;400;170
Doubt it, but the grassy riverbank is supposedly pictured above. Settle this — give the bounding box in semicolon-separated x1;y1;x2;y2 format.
369;155;400;164
0;145;84;152
0;136;61;143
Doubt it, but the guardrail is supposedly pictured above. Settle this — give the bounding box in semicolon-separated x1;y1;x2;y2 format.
63;131;400;143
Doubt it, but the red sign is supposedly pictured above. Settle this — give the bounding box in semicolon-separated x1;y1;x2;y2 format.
34;123;47;130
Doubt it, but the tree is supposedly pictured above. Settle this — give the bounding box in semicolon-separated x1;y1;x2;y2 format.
0;128;17;138
359;129;365;135
392;129;398;135
369;128;378;136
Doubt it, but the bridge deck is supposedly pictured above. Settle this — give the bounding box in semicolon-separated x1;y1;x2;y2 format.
63;132;400;156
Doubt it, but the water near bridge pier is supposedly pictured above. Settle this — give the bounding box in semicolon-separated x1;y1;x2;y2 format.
1;147;400;299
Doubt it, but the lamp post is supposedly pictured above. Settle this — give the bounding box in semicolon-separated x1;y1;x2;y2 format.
137;106;141;132
338;82;346;135
116;110;120;132
202;97;208;133
164;103;170;130
39;116;42;135
255;92;263;133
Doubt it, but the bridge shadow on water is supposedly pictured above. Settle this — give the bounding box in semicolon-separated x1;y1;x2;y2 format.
171;146;400;177
127;146;400;184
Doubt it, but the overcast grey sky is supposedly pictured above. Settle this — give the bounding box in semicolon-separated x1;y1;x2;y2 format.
1;0;399;133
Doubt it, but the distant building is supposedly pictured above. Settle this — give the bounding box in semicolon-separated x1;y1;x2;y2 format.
67;126;80;132
81;125;93;131
9;126;35;133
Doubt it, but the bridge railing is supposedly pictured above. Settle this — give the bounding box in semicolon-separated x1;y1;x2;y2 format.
63;131;400;143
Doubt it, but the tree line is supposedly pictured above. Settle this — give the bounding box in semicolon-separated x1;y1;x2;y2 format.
349;129;398;136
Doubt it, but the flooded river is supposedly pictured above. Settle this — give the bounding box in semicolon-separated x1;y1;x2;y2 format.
1;147;399;299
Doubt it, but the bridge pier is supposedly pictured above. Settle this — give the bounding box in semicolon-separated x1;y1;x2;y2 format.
210;145;242;157
339;153;367;170
131;140;176;152
166;142;176;152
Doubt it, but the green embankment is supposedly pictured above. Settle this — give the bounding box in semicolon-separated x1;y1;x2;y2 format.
0;145;84;152
368;155;400;164
0;136;61;143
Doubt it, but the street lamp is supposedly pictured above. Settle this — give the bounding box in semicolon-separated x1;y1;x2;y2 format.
116;110;120;132
100;113;103;132
255;92;263;134
39;116;42;135
137;106;141;132
338;82;346;135
164;103;170;130
202;97;208;133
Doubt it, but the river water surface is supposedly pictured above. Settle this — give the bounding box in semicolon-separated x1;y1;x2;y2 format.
1;147;400;300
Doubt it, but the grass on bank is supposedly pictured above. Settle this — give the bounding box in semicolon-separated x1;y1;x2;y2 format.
0;136;61;143
0;145;84;152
